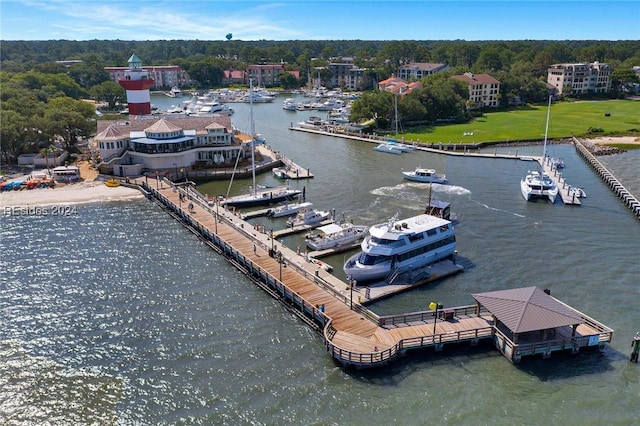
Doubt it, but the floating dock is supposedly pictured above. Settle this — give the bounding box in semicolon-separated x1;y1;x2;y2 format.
134;178;614;369
540;157;582;205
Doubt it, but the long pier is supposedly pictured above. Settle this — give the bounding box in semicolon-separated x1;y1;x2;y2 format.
573;137;640;218
133;178;613;368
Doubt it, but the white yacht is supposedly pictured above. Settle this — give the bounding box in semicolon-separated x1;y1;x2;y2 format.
298;116;324;130
402;167;447;184
373;143;403;154
267;201;313;218
282;98;300;111
305;223;369;251
286;208;330;228
520;170;558;203
343;213;457;283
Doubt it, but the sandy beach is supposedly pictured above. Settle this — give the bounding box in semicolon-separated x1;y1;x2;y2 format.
0;180;144;209
589;136;640;145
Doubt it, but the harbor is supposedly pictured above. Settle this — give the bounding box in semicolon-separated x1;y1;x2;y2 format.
132;176;614;368
4;92;638;423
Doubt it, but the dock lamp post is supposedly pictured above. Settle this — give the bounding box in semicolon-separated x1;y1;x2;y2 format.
173;163;177;181
349;277;355;310
270;229;274;257
215;200;219;233
429;301;443;334
278;252;283;281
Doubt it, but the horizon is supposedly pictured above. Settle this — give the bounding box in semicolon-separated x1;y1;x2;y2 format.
1;1;639;42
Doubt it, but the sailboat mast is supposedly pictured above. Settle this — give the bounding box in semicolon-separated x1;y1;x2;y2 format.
249;79;256;196
542;94;552;162
394;93;399;139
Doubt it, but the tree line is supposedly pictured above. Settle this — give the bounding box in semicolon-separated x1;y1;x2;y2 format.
1;39;639;165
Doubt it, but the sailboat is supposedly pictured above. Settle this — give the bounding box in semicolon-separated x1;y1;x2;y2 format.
222;80;303;208
520;95;558;203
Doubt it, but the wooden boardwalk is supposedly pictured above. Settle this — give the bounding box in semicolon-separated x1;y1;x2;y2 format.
136;179;613;368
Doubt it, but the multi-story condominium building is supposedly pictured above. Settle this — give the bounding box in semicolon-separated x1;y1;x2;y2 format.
247;65;287;86
450;72;501;108
547;62;612;96
105;65;191;90
327;60;369;90
397;62;449;80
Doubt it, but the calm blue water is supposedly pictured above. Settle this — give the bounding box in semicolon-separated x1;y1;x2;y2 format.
1;95;639;424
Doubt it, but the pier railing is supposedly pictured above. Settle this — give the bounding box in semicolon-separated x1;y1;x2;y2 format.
324;319;494;368
378;304;489;328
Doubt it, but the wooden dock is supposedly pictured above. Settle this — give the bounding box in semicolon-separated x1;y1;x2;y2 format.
540;157;582;205
135;178;613;368
258;145;314;179
272;219;334;238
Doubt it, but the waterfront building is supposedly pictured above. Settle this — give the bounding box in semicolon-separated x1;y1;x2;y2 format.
397;62;449;80
547;62;613;96
94;115;244;177
106;61;191;90
450;72;501;109
378;76;422;95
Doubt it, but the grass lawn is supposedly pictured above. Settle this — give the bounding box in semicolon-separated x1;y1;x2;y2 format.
398;99;640;145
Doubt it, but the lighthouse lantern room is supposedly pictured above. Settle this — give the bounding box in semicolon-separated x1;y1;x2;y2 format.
119;54;155;115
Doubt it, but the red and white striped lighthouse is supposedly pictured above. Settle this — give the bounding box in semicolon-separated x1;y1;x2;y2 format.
118;54;155;115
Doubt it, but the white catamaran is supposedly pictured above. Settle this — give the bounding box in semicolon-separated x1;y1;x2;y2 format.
520;95;558;203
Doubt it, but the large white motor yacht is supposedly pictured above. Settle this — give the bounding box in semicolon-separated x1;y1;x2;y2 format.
343;213;456;283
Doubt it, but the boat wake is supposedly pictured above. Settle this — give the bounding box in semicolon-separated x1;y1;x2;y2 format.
372;182;471;199
469;198;525;218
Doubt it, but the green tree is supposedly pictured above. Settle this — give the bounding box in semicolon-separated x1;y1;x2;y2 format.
91;80;125;109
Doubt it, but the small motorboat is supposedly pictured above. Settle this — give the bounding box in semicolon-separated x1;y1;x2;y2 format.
570;187;587;198
267;201;313;218
286;208;330;228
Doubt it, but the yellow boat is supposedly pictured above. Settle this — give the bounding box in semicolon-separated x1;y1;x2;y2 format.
105;178;120;187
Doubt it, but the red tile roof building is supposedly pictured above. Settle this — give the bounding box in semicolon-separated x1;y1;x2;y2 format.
450;72;501;108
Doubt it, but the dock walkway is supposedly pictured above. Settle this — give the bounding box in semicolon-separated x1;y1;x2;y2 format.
134;178;612;368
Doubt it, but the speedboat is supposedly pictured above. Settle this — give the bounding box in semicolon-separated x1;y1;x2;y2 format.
282;98;300;111
551;157;565;169
343;213;456;284
402;167;447;184
305;223;369;251
373;143;403;154
569;186;587;198
267;201;313;218
272;167;287;179
521;170;558;203
298;116;324;130
287;208;331;228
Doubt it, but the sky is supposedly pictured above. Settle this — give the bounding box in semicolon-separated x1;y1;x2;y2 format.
1;0;639;41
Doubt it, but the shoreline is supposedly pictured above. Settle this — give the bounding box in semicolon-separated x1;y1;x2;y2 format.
1;137;636;210
0;180;144;209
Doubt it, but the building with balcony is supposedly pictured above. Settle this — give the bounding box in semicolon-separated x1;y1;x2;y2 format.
105;64;191;90
450;72;501;108
547;62;613;96
94;115;246;177
397;62;449;80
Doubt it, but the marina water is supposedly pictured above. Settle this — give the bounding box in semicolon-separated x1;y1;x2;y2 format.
2;95;639;424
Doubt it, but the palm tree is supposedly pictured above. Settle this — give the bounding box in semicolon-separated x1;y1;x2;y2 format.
39;144;57;171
